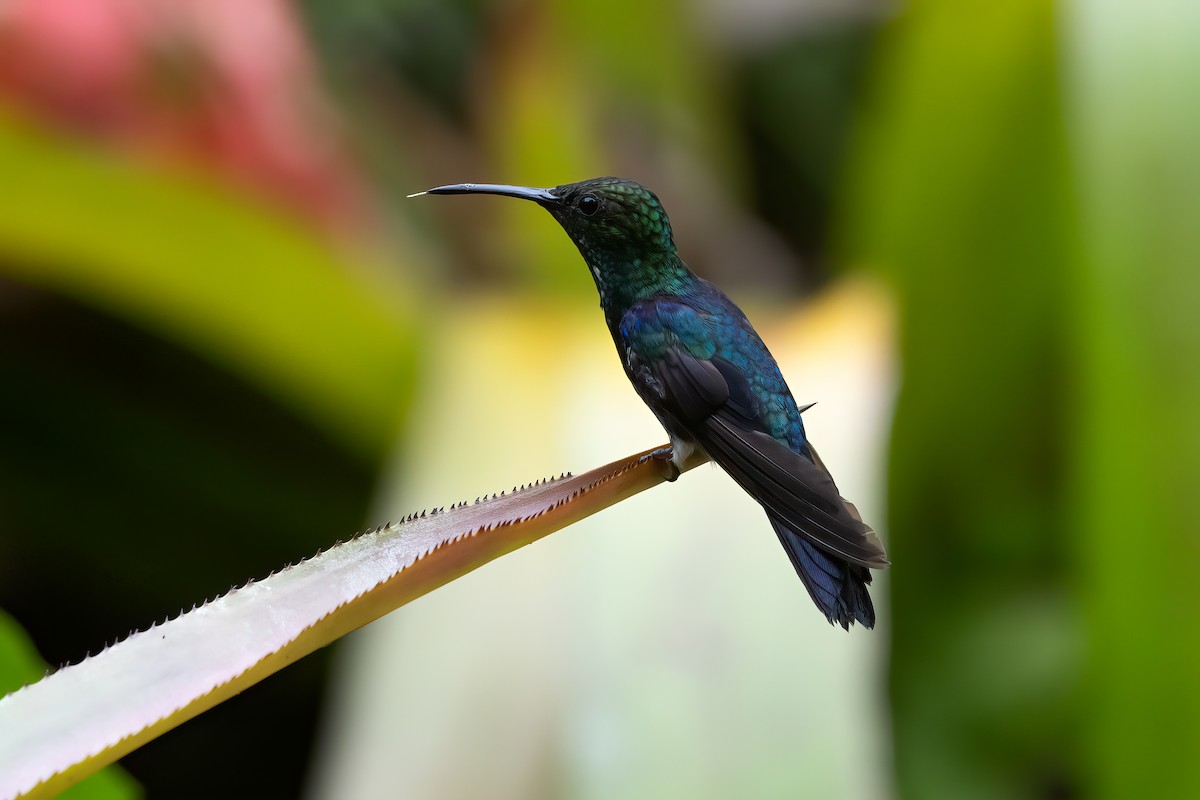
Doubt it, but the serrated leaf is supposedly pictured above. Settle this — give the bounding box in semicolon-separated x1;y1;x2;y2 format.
0;445;704;799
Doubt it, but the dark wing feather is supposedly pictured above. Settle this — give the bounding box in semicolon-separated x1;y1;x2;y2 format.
656;346;888;570
655;346;729;421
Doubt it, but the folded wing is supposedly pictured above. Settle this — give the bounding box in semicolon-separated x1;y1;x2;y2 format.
651;339;889;570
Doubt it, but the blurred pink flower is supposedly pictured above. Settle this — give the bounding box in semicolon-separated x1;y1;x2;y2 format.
0;0;369;234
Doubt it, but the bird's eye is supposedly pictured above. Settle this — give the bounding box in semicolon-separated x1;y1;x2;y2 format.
578;194;599;216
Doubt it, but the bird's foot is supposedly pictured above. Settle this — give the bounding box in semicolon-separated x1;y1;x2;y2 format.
651;446;681;482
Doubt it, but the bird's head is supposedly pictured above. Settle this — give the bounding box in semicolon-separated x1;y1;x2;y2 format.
413;176;689;310
415;176;678;260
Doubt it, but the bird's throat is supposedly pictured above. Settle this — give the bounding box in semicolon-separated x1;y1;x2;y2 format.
582;249;694;320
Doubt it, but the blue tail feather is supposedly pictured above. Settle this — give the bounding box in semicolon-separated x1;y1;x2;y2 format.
769;514;875;629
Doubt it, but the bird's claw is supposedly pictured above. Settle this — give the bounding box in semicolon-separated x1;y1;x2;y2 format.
651;446;681;482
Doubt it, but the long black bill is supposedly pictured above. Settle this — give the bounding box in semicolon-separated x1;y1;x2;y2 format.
408;183;559;205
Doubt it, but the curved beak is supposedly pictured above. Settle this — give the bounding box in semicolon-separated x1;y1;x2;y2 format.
408;183;559;205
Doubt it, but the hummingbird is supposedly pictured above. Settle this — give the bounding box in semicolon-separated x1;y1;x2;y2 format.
412;177;888;628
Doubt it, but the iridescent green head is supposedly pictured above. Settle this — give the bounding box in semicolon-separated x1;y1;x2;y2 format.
415;177;692;313
542;177;677;262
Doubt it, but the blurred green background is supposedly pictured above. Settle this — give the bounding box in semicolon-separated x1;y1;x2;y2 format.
1;0;1197;798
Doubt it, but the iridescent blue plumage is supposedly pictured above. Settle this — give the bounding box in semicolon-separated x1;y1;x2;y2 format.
618;283;809;457
419;177;888;628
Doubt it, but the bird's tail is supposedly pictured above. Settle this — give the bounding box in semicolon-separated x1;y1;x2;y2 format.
768;514;875;629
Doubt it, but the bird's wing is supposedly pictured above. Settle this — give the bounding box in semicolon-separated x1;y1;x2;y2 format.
624;301;888;569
